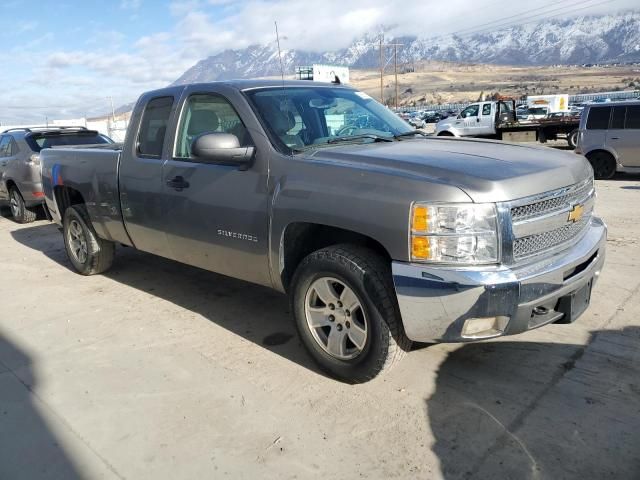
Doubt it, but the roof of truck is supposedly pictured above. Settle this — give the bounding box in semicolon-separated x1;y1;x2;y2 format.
142;79;354;98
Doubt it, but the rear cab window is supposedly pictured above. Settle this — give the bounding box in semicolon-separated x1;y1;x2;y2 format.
586;106;611;130
137;96;174;158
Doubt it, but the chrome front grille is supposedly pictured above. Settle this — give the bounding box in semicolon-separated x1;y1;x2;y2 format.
508;179;595;261
511;179;594;222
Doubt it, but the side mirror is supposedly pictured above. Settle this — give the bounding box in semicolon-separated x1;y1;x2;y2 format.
191;132;255;170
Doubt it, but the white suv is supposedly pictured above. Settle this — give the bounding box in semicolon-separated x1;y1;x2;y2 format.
576;101;640;179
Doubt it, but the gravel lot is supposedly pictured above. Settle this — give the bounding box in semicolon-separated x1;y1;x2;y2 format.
1;175;639;480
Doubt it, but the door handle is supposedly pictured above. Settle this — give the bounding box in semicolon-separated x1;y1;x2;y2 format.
610;137;619;140
0;161;7;166
476;118;480;122
166;175;190;191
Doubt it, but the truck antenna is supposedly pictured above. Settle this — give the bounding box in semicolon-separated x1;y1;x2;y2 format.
274;21;294;156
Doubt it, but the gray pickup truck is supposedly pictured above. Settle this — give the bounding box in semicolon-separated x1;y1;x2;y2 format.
40;80;606;383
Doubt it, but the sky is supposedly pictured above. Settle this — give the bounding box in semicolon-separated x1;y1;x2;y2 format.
1;0;637;124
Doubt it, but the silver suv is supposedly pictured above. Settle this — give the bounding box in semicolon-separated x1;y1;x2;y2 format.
0;127;112;222
576;101;640;179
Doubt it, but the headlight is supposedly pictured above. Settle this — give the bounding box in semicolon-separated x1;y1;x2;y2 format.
410;203;499;264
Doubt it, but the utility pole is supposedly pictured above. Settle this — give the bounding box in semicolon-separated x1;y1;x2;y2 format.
377;38;403;108
379;35;384;103
394;43;398;110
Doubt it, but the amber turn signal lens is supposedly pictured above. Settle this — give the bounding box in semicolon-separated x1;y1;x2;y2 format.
412;205;429;232
411;236;431;259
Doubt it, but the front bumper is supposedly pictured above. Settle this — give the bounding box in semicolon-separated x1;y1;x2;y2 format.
392;216;607;342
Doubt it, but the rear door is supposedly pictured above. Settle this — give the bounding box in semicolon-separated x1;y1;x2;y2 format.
161;85;272;286
0;135;10;199
118;95;175;257
612;105;640;167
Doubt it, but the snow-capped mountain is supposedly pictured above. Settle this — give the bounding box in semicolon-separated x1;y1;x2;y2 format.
173;10;640;84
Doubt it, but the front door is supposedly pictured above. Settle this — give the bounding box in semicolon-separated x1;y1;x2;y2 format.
458;104;481;135
162;89;271;286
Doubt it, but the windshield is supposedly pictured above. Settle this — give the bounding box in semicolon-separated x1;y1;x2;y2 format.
244;87;413;152
27;132;112;152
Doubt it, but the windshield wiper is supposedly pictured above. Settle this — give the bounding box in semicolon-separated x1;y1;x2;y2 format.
327;134;393;144
394;130;429;139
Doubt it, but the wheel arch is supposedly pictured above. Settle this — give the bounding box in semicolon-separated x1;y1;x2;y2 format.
278;222;392;293
585;148;618;164
53;185;86;219
436;130;456;137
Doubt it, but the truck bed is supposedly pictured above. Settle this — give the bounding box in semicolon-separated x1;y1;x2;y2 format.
41;147;127;244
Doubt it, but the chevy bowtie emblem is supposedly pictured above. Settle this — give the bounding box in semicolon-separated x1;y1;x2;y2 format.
568;204;584;223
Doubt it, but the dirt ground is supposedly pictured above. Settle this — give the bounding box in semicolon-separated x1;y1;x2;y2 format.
350;61;640;106
1;173;639;479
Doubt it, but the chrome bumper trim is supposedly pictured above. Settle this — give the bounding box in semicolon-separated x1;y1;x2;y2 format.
392;216;607;342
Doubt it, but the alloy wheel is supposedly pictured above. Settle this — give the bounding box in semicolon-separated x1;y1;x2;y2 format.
67;219;88;264
304;277;368;360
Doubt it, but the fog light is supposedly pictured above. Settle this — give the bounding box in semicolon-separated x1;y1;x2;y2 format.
462;316;509;338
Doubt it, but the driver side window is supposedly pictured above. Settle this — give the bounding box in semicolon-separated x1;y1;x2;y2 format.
175;94;252;159
461;105;479;118
324;98;386;137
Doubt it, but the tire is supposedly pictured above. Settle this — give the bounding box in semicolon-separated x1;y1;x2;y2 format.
9;187;37;224
290;244;411;383
586;151;616;180
437;131;454;137
63;205;115;275
567;129;578;149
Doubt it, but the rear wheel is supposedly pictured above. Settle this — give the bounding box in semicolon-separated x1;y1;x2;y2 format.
63;205;115;275
586;151;616;180
290;244;411;383
9;187;37;224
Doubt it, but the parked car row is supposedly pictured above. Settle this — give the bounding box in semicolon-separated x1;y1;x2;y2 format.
0;126;113;222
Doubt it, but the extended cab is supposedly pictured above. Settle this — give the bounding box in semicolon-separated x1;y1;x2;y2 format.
435;100;580;148
40;81;606;382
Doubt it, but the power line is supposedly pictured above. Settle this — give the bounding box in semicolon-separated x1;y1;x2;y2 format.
452;0;579;35
453;0;619;38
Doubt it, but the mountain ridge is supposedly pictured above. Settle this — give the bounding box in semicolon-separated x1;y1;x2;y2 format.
172;10;640;85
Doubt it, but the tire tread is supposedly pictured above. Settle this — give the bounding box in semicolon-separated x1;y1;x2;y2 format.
292;244;411;383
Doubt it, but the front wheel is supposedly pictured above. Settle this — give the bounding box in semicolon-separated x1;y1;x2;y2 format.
437;131;454;137
63;205;115;275
290;244;411;383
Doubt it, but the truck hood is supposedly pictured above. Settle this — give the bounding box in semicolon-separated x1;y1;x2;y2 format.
305;137;592;203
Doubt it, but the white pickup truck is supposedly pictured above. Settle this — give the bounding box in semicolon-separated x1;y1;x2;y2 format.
435;100;581;148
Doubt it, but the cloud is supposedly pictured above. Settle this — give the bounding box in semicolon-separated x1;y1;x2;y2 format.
120;0;142;9
167;0;640;55
17;21;38;33
2;0;639;124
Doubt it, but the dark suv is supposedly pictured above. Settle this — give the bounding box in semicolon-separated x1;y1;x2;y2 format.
0;127;113;222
